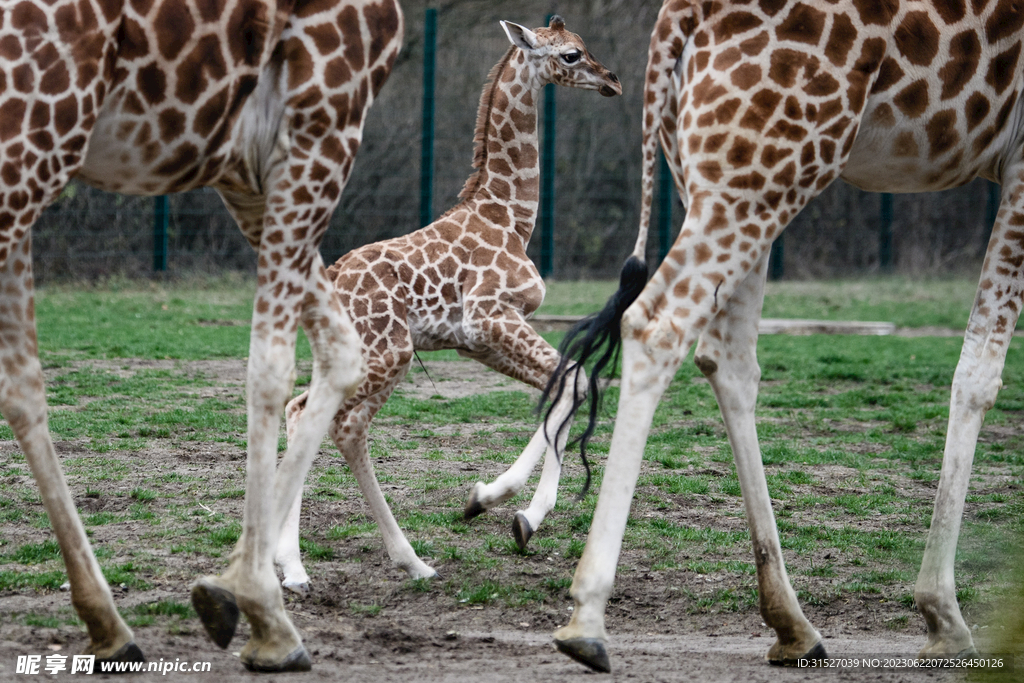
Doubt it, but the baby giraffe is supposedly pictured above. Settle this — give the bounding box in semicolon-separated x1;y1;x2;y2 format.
276;17;621;592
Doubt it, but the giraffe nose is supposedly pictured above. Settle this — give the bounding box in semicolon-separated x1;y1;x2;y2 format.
600;72;622;97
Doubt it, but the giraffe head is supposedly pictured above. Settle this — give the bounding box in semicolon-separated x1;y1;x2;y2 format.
500;16;622;98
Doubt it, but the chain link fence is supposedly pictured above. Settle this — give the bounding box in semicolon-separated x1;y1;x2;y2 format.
32;0;998;283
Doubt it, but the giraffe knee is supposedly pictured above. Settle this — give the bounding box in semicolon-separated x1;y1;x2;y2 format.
951;370;1002;413
694;355;718;377
284;393;308;440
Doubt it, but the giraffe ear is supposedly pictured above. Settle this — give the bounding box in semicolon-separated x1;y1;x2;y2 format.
500;21;539;51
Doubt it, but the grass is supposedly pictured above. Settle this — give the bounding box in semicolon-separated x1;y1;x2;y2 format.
31;275;979;363
0;365;249;446
0;276;1020;636
536;275;979;328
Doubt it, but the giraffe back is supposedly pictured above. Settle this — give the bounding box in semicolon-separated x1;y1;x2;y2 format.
663;0;1024;204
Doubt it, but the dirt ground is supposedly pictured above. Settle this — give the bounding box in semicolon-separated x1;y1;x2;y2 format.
0;359;1012;681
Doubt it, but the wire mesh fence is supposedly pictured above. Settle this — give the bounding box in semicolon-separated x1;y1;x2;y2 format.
32;0;1000;284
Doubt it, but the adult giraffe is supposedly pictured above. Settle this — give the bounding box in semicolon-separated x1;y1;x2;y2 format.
276;17;621;594
0;0;401;672
549;0;1022;672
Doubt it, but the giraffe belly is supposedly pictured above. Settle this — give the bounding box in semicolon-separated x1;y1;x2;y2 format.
409;318;468;352
75;65;278;198
77;105;235;196
842;127;980;194
842;94;1023;193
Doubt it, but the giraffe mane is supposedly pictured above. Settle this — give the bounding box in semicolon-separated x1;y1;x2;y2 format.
456;45;518;202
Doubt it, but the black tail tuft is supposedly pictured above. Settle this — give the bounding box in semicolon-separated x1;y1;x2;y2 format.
539;256;648;499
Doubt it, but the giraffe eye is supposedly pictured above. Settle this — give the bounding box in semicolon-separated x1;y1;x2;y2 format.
562;51;581;64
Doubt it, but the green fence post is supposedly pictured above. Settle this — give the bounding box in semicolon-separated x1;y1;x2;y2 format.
153;195;168;272
419;8;437;228
657;149;673;264
880;193;893;271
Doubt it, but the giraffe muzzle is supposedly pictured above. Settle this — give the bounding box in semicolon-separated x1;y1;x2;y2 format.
599;73;621;97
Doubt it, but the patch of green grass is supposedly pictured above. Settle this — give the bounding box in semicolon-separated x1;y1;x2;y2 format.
350;601;382;616
0;570;67;591
83;512;119;526
6;540;61;564
205;522;241;548
457;579;503;605
640;473;710;496
327;521;377;540
378;391;537;424
687;587;758;613
24;614;62;628
34;277;316;361
130;488;157;502
760;277;976;328
102;562;151;590
125;600;195;627
135;600;195;618
299;537;334;561
410;539;435;557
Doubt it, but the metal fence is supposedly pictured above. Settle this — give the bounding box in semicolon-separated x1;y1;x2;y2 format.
32;1;1001;283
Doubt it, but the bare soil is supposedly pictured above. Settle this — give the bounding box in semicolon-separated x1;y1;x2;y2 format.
0;360;1007;681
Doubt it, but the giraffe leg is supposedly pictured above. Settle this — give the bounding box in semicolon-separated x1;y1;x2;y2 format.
553;321;674;672
193;243;363;670
465;371;580;547
278;303;436;582
693;253;824;663
463;365;581;521
274;392;314;596
0;20;140;661
329;400;438;580
275;392;310;595
275;491;309;596
0;231;141;662
553;172;854;669
511;415;570;551
456;314;586;546
914;178;1024;658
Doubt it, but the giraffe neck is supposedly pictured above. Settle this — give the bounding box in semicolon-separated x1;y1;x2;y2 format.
458;48;543;245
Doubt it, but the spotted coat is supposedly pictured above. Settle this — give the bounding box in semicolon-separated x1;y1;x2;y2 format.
555;0;1024;672
0;0;401;671
274;17;622;590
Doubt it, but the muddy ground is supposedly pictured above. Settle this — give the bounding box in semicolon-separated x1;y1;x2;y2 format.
0;359;1014;681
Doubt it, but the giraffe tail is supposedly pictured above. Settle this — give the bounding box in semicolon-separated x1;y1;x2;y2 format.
632;1;691;262
538;255;649;499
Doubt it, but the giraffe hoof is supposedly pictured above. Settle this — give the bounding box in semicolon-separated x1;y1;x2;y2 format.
282;580;310;597
242;645;312;672
768;640;827;667
512;512;534;550
191;578;239;649
555;637;611;673
464;484;487;520
96;641;145;669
